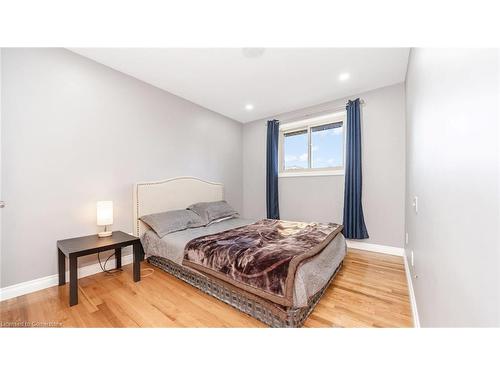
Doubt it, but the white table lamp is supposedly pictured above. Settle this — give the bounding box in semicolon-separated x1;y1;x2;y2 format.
97;201;113;237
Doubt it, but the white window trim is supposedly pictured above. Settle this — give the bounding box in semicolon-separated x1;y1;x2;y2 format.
279;111;346;178
278;169;345;178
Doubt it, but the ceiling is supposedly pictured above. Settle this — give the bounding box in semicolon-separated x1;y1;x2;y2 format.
70;48;410;123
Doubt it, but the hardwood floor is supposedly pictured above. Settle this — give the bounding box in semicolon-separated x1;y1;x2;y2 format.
0;249;413;328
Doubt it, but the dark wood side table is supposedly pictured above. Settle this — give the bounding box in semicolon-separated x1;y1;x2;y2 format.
57;231;144;306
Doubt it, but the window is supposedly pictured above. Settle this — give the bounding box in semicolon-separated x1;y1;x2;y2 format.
311;122;344;169
279;114;345;176
283;129;308;170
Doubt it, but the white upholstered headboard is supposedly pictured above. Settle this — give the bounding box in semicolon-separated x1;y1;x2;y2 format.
133;176;224;237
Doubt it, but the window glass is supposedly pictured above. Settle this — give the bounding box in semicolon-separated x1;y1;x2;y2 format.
283;129;308;170
311;122;343;169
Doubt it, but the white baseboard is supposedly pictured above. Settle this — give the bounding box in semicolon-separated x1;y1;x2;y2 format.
403;251;420;328
346;240;404;256
0;254;134;302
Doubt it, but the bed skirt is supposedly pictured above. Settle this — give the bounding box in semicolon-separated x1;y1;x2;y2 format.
147;255;343;328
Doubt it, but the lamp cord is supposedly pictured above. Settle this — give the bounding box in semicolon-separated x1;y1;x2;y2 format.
97;251;122;275
97;251;155;278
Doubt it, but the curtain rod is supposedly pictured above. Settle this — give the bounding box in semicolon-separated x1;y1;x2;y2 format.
268;99;365;126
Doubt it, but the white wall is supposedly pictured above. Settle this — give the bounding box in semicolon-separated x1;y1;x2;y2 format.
243;83;406;248
405;48;500;327
1;48;243;287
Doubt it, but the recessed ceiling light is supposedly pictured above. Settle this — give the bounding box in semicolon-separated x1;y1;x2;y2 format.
245;104;254;111
339;73;350;81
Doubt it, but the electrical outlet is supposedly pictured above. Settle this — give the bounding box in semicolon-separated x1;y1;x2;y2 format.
405;232;409;245
413;196;418;213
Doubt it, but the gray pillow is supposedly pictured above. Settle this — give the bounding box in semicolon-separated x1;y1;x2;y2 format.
139;209;205;238
187;200;238;225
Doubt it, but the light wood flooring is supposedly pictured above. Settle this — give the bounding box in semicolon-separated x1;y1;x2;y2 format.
0;249;413;327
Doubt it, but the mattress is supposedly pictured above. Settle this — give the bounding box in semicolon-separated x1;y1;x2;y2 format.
141;217;346;308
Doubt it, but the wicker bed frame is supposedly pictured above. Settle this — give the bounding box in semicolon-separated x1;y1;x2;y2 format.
147;255;342;328
134;177;343;328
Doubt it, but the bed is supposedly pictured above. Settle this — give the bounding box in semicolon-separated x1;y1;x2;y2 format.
133;176;346;327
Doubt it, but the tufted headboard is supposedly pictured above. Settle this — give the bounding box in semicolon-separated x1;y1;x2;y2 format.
133;176;224;237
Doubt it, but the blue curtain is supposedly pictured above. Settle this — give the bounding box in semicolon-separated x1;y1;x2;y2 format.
266;119;280;219
343;99;369;239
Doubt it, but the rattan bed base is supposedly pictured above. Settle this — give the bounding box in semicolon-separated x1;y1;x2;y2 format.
147;255;343;328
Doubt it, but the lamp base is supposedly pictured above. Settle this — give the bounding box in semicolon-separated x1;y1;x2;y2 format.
98;231;113;238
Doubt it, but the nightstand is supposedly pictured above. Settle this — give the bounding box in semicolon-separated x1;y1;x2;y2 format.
57;231;144;306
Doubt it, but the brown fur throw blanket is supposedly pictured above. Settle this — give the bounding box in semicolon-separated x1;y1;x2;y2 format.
183;219;343;307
